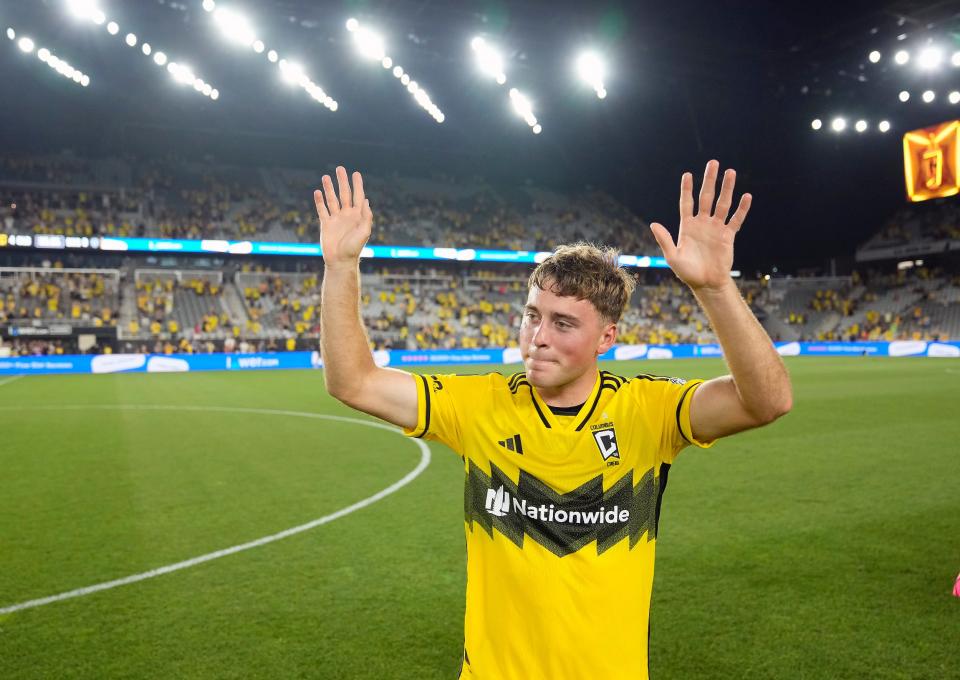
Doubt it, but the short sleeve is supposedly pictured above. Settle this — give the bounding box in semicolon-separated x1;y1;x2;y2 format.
630;375;716;465
402;373;487;454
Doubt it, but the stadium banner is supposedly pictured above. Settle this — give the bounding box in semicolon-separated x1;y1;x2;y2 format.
0;341;957;376
1;324;117;338
0;233;670;269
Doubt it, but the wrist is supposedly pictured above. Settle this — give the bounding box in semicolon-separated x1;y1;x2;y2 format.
690;278;738;301
323;258;360;273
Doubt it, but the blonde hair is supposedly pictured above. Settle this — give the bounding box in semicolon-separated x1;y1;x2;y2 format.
528;242;636;323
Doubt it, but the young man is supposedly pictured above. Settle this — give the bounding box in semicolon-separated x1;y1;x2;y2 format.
315;161;792;679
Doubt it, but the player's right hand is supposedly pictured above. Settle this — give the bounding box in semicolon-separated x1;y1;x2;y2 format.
314;166;373;266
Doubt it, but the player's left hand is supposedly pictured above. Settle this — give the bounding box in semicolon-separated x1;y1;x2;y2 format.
650;160;752;293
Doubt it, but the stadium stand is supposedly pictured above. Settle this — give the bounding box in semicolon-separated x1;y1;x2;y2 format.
1;152;957;357
0;153;660;253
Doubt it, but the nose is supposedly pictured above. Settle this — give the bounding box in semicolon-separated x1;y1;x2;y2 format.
531;319;549;348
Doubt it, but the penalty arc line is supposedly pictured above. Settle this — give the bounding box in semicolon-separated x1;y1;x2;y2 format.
0;404;431;615
0;375;22;387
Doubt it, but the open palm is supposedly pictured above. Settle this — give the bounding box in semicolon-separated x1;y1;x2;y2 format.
650;160;752;292
314;166;373;266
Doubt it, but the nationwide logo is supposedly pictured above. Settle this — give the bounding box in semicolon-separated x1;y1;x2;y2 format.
466;460;669;557
497;434;524;454
485;484;629;525
485;486;511;516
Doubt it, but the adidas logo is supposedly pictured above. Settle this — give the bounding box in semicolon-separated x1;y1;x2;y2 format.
497;434;523;454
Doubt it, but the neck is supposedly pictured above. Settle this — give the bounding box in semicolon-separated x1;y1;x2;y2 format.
532;366;598;407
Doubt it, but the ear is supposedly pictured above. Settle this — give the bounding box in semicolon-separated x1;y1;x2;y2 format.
597;323;617;356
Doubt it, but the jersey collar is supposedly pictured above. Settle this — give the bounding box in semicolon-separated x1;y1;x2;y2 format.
529;371;603;432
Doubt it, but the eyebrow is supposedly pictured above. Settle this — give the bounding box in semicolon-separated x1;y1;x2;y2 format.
524;304;580;324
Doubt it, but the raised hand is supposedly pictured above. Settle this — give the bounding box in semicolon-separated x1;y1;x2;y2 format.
649;160;752;292
314;166;373;266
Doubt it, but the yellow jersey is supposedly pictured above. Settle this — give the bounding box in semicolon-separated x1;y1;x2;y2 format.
404;369;714;679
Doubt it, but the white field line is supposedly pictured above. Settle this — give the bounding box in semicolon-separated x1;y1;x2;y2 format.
0;405;431;615
0;375;22;387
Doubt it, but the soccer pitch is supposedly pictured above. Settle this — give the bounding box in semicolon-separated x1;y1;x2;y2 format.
1;358;957;679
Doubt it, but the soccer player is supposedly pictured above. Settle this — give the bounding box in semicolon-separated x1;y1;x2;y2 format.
315;161;792;679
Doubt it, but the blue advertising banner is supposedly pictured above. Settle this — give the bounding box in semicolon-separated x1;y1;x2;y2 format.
1;341;956;376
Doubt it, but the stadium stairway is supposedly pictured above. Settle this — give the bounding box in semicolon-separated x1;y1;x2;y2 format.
223;282;252;327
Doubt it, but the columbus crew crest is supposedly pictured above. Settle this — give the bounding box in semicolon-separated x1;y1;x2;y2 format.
590;423;620;462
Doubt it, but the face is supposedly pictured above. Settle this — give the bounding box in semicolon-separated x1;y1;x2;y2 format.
519;281;618;389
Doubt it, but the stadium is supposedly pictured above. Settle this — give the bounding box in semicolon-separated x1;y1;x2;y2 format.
0;1;957;678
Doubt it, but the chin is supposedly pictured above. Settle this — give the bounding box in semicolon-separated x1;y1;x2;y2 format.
524;361;563;387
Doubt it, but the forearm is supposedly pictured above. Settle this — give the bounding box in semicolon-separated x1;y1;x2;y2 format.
692;281;792;421
320;261;376;399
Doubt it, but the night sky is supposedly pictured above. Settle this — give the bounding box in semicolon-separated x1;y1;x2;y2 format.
2;0;959;273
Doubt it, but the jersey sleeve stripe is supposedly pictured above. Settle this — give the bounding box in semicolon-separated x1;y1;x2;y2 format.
413;373;431;438
674;382;698;444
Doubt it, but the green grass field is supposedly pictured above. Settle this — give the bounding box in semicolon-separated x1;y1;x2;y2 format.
0;358;957;679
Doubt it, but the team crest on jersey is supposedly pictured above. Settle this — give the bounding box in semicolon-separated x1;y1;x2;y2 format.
590;421;619;464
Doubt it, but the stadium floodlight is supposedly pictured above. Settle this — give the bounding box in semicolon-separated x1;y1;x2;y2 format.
894;49;909;65
953;51;960;67
855;119;868;133
7;25;92;88
811;118;822;130
278;59;305;86
509;87;540;133
922;89;935;103
202;0;216;11
213;7;256;48
202;7;337;111
831;117;846;132
575;50;607;98
899;90;910;102
532;123;542;134
471;37;507;85
6;28;14;40
67;0;100;21
353;26;386;61
68;3;220;100
346;18;443;122
878;120;891;132
917;46;943;71
868;50;881;63
917;46;943;70
950;91;960;104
